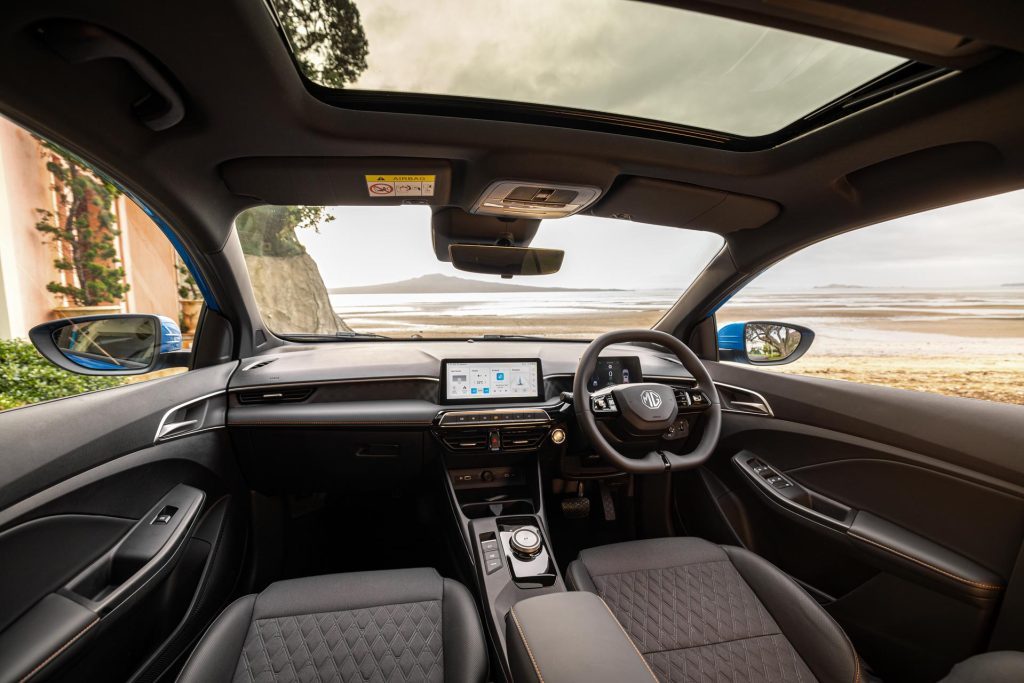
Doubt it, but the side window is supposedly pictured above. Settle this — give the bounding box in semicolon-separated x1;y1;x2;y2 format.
717;190;1024;406
0;115;197;411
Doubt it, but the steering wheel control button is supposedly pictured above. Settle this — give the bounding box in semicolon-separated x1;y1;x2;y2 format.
509;527;543;556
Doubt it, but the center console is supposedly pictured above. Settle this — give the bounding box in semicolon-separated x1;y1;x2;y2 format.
433;358;573;679
435;356;660;681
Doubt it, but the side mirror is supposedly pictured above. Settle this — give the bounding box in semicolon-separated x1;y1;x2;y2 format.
28;314;188;376
718;321;815;366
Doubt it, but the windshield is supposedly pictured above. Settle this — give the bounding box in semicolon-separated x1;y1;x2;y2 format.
270;0;904;137
237;205;723;339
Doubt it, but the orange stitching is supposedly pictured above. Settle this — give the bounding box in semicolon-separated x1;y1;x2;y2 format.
509;607;545;683
20;618;97;682
231;420;431;426
849;533;1002;591
599;598;660;682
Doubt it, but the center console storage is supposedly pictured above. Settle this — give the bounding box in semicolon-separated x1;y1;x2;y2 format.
506;591;657;683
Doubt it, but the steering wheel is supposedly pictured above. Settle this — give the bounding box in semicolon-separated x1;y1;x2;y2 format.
573;329;721;473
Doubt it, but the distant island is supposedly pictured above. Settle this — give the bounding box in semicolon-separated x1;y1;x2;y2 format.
1003;282;1024;288
328;273;621;295
813;284;870;290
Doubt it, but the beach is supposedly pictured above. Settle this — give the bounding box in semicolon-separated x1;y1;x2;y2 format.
330;288;1024;405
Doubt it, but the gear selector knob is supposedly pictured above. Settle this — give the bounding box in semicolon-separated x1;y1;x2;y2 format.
509;527;542;556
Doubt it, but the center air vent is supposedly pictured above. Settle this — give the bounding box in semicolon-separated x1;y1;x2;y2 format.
471;181;601;219
236;387;313;404
500;427;548;451
440;428;490;452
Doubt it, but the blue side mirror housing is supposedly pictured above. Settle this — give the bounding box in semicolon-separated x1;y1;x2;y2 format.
29;314;189;376
718;321;815;365
158;315;184;353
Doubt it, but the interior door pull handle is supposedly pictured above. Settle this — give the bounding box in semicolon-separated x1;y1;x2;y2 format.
157;419;198;439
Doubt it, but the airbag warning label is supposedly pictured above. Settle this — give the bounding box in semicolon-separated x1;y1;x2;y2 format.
365;174;436;197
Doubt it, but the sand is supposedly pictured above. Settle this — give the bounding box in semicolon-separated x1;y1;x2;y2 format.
337;302;1024;405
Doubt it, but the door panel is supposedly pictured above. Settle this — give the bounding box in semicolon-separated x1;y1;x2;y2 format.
677;361;1024;682
0;364;247;682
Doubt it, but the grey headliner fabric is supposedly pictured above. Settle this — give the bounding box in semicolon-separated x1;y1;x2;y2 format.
570;537;860;683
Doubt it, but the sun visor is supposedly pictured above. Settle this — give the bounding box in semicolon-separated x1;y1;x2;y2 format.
592;177;779;233
220;157;452;205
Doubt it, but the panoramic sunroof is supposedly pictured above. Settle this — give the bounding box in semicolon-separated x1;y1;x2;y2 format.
270;0;907;138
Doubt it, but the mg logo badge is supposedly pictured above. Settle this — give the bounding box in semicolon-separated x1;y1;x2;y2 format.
640;389;663;410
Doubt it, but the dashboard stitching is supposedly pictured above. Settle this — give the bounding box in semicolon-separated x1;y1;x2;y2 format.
230;420;433;426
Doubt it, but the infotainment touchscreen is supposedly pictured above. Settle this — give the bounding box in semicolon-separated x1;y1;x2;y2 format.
441;359;543;403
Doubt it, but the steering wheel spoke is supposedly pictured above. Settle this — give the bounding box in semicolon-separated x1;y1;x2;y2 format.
674;386;712;413
589;387;620;418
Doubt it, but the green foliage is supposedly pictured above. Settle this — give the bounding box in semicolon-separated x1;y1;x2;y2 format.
0;338;125;411
34;140;129;306
236;205;335;257
273;0;369;88
177;262;202;300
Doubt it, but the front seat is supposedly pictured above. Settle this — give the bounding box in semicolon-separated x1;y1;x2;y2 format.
177;568;487;683
567;538;861;683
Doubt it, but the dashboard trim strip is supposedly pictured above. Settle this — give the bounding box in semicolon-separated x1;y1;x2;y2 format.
228;376;440;392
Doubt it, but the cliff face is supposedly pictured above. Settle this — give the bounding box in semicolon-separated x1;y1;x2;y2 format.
244;253;352;334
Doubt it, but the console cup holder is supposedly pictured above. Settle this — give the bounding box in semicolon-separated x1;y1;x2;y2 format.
461;499;535;519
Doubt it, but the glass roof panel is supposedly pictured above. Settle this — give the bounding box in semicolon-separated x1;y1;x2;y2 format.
272;0;906;137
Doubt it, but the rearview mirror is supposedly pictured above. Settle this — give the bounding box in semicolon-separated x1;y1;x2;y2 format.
448;244;563;277
29;314;188;376
718;321;814;365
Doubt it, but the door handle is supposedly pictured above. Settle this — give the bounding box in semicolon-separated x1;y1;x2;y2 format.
156;419;198;440
63;484;205;614
732;451;855;530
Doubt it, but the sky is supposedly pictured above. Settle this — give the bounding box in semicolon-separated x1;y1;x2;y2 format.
342;0;903;137
295;189;1024;293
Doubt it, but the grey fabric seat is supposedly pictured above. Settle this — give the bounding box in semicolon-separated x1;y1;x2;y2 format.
566;537;861;683
177;568;487;683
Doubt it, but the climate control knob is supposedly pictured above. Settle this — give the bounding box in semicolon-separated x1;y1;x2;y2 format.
509;527;543;557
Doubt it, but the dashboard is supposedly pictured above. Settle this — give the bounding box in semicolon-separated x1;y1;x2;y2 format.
225;340;713;494
227;340;696;430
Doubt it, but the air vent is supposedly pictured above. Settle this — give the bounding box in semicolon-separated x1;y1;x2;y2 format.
440;428;490;452
500;427;548;451
236;387;313;404
243;358;277;371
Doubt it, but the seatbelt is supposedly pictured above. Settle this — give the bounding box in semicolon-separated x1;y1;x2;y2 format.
988;539;1024;650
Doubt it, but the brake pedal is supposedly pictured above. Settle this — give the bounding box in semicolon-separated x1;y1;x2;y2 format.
561;481;590;519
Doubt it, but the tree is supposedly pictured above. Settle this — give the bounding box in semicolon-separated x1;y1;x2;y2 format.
273;0;369;87
34;141;129;307
235;205;334;257
745;323;802;360
177;261;202;300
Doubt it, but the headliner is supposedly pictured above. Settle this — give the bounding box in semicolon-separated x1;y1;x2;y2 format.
1;0;1023;347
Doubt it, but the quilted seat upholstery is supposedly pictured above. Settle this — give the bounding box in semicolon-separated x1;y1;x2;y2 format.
178;568;486;683
567;538;862;683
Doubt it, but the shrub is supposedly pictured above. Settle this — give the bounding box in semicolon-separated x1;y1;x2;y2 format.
0;338;125;411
